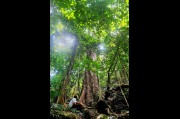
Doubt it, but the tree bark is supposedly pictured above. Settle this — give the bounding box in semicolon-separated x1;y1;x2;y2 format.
79;49;99;106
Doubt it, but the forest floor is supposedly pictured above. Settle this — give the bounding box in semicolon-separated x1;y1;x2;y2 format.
50;86;129;119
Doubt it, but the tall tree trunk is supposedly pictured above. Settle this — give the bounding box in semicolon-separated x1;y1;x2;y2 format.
56;39;78;106
77;67;81;94
79;50;99;106
107;35;121;91
107;53;119;91
123;65;129;80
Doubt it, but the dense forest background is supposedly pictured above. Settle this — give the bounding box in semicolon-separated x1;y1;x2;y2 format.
50;0;129;118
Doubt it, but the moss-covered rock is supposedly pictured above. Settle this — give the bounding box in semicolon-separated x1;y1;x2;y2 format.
50;110;78;119
96;114;118;119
